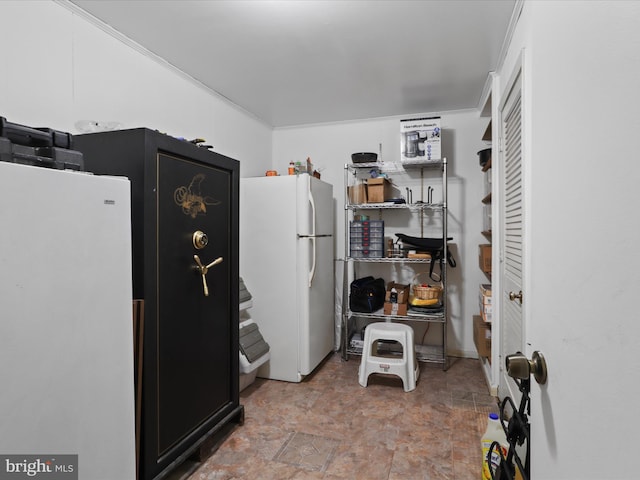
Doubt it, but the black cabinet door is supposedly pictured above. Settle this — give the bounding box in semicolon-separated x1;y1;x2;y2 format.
156;153;232;454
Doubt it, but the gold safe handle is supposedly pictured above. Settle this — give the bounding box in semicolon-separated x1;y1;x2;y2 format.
193;255;223;296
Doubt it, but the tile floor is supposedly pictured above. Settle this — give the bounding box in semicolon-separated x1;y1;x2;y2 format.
180;353;497;480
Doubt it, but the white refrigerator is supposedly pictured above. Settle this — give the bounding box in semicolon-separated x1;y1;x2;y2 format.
0;162;136;479
240;174;334;382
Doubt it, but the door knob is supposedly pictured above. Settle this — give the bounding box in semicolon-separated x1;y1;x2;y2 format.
192;230;209;250
509;290;523;304
505;351;548;384
193;255;223;296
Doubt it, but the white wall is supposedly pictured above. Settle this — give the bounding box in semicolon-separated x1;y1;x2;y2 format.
0;0;272;176
1;1;491;360
273;110;489;357
497;1;640;478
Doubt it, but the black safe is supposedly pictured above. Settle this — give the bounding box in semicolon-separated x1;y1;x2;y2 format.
75;129;243;480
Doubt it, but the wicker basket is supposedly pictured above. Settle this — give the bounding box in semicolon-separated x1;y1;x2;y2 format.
411;273;442;300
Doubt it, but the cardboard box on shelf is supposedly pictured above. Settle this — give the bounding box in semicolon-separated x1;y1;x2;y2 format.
473;315;491;358
367;178;392;203
384;302;408;316
479;244;492;273
407;252;431;259
479;284;493;323
482;302;493;322
385;282;410;304
480;283;492;304
478;294;492;310
348;184;367;204
384;282;409;316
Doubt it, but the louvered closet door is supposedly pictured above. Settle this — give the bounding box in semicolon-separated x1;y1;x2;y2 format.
499;70;524;402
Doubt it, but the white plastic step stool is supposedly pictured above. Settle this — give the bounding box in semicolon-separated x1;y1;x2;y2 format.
358;322;419;392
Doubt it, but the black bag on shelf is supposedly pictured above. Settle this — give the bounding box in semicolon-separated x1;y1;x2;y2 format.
394;233;457;281
349;276;385;313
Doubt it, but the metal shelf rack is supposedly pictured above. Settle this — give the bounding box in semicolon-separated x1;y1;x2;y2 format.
341;158;449;369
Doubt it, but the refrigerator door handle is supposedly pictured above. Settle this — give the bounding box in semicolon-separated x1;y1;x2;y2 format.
308;237;316;287
308;187;317;237
307;187;317;287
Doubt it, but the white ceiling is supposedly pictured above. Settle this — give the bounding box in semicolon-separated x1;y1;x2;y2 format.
68;0;515;128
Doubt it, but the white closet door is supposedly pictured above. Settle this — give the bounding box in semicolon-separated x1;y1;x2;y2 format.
499;70;524;403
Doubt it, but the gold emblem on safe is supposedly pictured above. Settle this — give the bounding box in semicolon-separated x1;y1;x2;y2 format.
173;173;221;218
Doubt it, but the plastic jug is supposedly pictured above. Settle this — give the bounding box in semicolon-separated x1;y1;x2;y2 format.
481;412;508;480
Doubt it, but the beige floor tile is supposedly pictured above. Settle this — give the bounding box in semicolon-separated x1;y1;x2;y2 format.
182;353;495;480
